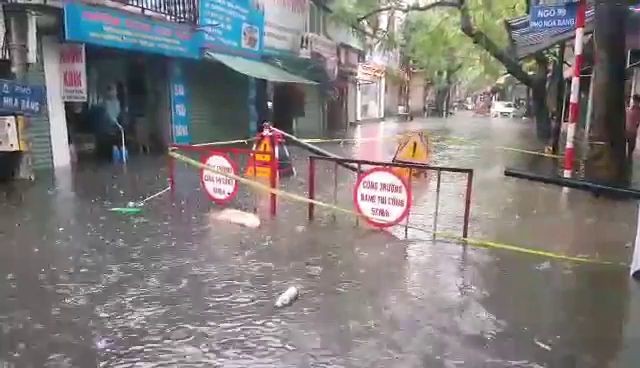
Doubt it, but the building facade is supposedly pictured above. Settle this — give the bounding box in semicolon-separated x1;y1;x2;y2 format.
1;0;347;177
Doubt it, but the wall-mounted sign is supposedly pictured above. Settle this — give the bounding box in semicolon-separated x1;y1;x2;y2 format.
0;79;45;115
357;63;385;82
169;61;191;144
63;2;200;59
530;3;577;29
199;0;264;57
60;43;87;102
262;0;308;54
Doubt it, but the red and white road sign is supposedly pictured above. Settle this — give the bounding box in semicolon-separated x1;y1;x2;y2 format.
200;153;239;205
353;167;411;228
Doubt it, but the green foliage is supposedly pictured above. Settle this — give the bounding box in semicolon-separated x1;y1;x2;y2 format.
330;0;529;90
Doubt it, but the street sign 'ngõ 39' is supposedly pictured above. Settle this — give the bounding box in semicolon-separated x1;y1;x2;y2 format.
530;3;578;29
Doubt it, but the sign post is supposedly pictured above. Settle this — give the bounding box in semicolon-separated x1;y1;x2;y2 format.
354;167;411;228
201;153;239;205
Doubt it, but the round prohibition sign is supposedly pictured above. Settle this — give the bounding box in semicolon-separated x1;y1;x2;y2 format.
353;167;411;228
200;152;240;205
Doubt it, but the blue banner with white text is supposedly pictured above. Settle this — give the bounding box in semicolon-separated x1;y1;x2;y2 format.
0;79;45;116
64;2;201;59
199;0;264;57
170;62;191;144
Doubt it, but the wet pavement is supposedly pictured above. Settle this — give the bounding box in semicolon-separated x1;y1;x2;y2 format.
1;112;639;367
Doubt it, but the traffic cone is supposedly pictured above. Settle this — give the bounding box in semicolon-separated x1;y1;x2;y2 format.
245;124;295;178
392;131;430;178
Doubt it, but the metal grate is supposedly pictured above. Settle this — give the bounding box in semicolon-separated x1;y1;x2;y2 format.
111;0;198;24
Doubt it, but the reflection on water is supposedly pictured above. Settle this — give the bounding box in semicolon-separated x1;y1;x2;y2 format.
0;114;637;367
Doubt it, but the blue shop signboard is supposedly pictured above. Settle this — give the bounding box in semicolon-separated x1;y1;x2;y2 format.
0;79;45;116
530;3;578;29
199;0;264;57
169;62;191;144
63;2;200;59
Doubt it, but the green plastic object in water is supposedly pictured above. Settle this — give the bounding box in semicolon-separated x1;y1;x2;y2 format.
109;207;143;214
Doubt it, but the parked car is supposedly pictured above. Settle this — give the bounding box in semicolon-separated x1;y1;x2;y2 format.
490;101;523;118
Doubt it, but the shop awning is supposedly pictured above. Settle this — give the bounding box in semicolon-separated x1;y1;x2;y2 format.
205;52;317;84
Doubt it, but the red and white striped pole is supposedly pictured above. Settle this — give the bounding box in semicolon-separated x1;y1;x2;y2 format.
563;0;587;178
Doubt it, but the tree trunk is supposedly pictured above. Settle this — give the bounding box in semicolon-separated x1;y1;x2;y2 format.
587;2;627;183
435;87;448;117
551;43;566;153
532;55;551;139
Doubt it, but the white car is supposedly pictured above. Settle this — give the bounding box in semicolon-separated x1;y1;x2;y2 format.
490;101;522;118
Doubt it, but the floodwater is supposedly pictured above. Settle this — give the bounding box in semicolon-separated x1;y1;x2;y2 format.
1;113;639;367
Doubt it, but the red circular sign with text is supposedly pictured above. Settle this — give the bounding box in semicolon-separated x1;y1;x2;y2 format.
354;167;411;228
200;153;239;205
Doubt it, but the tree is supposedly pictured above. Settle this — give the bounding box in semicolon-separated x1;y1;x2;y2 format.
403;10;506;115
331;0;553;139
587;2;627;183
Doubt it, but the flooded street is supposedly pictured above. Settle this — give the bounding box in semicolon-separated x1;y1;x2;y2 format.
1;113;639;367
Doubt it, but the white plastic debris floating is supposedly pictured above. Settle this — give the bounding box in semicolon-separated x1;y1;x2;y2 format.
275;286;299;308
211;209;260;228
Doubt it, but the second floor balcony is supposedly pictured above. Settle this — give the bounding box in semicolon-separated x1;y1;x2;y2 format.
109;0;198;24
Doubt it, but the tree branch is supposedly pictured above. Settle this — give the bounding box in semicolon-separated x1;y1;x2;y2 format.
457;0;533;87
357;1;459;22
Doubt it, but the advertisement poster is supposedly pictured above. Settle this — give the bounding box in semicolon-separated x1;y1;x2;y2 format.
60;43;87;102
170;62;191;144
199;0;264;56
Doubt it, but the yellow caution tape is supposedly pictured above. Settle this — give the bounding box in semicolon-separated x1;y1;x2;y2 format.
300;136;401;144
193;138;255;147
496;146;563;159
169;150;625;268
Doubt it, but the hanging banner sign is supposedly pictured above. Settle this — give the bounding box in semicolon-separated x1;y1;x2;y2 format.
169;61;191;144
530;3;578;29
60;43;87;102
201;153;239;204
354;167;411;228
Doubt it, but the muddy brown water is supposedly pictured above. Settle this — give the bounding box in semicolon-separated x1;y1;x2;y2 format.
0;114;638;367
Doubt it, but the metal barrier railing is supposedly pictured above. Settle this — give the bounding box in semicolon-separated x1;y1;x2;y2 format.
112;0;198;23
307;156;474;238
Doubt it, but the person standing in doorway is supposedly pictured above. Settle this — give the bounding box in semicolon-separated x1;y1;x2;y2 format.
626;94;640;160
95;84;122;161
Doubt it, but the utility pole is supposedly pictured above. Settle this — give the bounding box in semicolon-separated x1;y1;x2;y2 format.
562;0;586;178
6;8;33;180
588;1;627;182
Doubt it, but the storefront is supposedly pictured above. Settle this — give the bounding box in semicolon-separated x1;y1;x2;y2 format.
357;63;385;121
37;1;202;167
63;46;173;160
291;33;337;136
182;57;251;143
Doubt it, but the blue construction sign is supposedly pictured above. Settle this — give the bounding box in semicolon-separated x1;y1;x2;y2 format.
530;3;578;29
